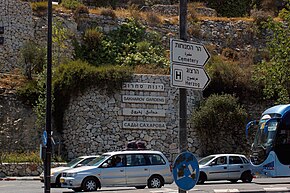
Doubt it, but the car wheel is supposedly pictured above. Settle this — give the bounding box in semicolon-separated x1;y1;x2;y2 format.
135;186;146;189
230;180;238;183
241;171;253;183
72;187;82;192
148;176;163;188
82;177;99;192
55;175;61;188
197;172;207;184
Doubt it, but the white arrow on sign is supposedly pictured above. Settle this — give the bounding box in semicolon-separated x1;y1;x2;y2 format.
170;39;210;67
171;64;210;90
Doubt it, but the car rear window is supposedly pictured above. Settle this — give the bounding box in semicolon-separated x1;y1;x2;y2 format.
147;154;166;165
229;156;243;164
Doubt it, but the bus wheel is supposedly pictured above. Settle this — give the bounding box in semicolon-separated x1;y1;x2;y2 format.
241;171;253;183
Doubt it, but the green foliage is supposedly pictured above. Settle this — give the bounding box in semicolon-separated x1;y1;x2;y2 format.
204;55;261;100
253;2;290;104
31;1;48;15
52;18;70;66
16;80;40;106
19;41;46;80
2;152;42;163
61;0;83;10
206;0;252;17
74;19;169;68
74;28;117;66
191;94;248;156
52;60;133;131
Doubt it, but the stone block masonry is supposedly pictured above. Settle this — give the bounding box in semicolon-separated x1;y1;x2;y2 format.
63;74;202;162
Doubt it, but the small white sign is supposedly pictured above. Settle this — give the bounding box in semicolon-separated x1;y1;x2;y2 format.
170;39;210;67
122;95;166;104
123;108;166;117
123;83;164;91
123;121;166;130
171;64;210;90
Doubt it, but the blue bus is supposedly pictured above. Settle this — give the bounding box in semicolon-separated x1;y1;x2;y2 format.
246;104;290;177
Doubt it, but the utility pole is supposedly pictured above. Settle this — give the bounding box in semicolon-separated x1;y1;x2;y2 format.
44;0;52;192
179;0;187;193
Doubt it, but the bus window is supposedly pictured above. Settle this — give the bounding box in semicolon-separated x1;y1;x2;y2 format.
275;112;290;165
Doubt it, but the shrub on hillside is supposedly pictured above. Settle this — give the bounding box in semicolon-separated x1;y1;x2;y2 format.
205;0;252;17
62;0;84;10
203;55;262;101
191;94;248;156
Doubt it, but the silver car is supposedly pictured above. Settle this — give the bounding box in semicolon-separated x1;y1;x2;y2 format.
198;154;253;184
40;155;98;187
60;150;173;192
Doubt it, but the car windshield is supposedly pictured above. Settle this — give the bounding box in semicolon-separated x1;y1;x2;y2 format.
198;155;215;165
66;157;83;167
87;155;109;166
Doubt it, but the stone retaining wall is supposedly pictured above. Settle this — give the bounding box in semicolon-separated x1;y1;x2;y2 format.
63;74;202;161
0;162;65;176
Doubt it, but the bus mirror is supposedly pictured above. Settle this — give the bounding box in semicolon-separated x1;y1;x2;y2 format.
246;120;258;138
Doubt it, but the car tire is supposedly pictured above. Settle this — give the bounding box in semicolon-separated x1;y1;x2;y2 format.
230;180;238;183
72;187;82;192
241;171;253;183
135;186;146;189
197;172;207;184
55;175;61;188
82;177;99;192
148;176;163;188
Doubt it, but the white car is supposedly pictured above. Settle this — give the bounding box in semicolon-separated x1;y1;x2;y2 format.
40;155;98;187
198;154;253;184
60;150;173;192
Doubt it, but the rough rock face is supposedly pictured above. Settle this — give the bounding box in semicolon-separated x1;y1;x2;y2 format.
0;0;34;71
63;75;202;162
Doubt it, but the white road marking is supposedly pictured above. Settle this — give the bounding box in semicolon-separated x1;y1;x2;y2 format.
264;187;289;191
214;189;240;192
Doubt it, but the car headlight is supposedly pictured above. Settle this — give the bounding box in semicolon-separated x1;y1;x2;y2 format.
66;173;77;177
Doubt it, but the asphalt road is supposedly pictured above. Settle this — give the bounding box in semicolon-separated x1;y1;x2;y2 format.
0;178;290;193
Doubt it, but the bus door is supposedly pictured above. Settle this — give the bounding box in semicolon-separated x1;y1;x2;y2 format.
274;112;290;176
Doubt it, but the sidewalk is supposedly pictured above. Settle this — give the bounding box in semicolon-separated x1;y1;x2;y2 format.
0;176;41;181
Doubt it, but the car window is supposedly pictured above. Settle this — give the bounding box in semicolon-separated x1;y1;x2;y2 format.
126;154;146;166
229;156;243;164
198;155;215;165
241;157;249;164
79;157;96;166
147;154;166;165
214;156;227;165
105;155;125;167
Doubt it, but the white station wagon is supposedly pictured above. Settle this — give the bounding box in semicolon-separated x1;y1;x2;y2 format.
60;150;173;192
198;154;253;184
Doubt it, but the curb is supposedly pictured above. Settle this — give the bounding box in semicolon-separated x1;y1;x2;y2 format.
0;177;41;181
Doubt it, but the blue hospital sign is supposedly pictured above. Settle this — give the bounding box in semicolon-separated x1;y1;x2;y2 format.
173;152;199;191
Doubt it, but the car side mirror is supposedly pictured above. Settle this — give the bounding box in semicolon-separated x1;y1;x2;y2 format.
102;163;109;168
76;164;83;167
209;161;215;166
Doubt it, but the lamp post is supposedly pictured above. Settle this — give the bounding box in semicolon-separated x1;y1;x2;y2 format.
44;0;52;192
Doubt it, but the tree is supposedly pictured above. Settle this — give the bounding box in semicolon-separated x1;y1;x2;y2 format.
191;94;248;156
254;0;290;103
19;41;46;80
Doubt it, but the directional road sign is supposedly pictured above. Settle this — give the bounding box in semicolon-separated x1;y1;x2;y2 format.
171;64;210;90
42;131;47;146
170;39;210;67
173;152;199;191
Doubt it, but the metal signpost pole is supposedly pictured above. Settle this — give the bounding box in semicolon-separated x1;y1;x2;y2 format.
179;0;187;193
44;0;52;193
